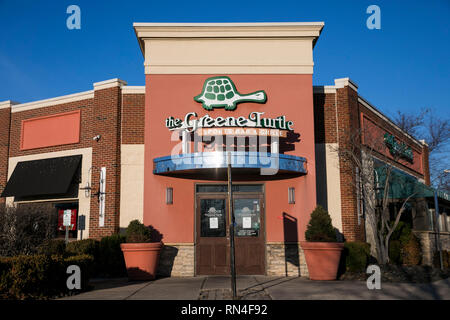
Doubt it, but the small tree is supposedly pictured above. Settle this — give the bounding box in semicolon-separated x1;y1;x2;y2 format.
333;127;419;265
305;205;338;242
393;108;450;193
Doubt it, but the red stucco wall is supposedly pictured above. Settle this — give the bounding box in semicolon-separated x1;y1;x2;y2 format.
143;74;317;243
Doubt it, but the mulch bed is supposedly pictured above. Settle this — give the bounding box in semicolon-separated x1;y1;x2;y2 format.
339;265;450;283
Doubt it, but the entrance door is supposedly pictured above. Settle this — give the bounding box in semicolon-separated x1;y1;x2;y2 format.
196;195;229;275
195;190;265;275
234;195;265;275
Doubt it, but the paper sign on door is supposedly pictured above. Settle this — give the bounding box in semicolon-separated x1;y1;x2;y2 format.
243;217;252;229
210;217;218;229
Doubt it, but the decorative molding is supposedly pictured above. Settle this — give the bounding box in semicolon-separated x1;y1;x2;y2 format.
93;78;127;91
313;85;336;94
122;86;145;94
334;77;358;92
134;22;324;75
0;100;19;110
11;91;93;113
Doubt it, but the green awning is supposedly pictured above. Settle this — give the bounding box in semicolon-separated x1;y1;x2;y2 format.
374;166;448;202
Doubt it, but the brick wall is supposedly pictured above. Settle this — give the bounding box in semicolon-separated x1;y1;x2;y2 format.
359;102;425;178
0;107;11;205
313;92;337;144
335;86;365;242
121;93;145;144
2;82;145;239
422;144;431;186
88;86;122;239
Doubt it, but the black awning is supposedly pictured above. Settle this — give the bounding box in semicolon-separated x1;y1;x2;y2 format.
1;155;82;198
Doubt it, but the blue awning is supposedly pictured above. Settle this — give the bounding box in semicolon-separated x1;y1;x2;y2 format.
153;151;307;181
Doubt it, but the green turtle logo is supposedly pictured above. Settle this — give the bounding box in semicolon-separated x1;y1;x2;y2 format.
194;76;267;111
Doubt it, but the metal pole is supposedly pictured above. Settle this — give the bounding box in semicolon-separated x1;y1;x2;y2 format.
227;152;237;299
65;228;69;245
434;191;444;270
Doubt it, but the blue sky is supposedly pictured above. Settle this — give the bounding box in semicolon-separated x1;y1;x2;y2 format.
0;0;449;124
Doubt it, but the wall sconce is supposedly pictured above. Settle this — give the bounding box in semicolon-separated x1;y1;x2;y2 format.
288;187;295;204
166;187;173;205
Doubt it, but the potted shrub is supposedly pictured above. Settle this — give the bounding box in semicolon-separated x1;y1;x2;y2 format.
120;220;163;280
300;205;344;280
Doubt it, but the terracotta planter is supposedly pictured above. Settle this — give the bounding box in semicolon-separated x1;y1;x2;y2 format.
120;242;163;280
300;241;344;280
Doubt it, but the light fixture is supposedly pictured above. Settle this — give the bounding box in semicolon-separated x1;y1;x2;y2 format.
288;187;295;204
166;187;173;204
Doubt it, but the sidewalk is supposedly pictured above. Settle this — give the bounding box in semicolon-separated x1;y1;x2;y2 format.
59;276;450;300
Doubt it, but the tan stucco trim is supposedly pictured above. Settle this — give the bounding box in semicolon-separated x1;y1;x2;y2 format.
313;86;336;94
11;91;94;113
6;148;93;239
120;144;144;229
325;143;343;233
315;143;343;233
135;23;323;75
93;78;127;91
334;77;358;92
0;100;19;110
122;86;145;94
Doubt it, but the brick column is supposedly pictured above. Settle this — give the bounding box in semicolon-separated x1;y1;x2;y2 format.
421;142;431;186
335;78;365;242
89;79;126;239
0;101;15;206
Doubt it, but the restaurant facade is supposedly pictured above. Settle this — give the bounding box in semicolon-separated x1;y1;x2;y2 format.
0;23;448;276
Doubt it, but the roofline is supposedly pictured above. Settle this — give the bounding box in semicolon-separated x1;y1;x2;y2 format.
357;95;424;148
133;22;325;27
133;21;325;57
314;80;426;148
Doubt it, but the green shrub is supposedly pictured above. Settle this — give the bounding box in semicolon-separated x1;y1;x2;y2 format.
126;220;153;243
343;241;371;272
97;234;126;277
389;222;423;266
66;239;99;258
389;240;402;264
305;205;337;242
0;257;13;294
401;234;422;266
391;221;412;246
0;254;93;299
37;239;66;256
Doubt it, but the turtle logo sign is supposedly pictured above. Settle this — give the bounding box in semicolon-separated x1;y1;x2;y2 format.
194;76;267;111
